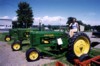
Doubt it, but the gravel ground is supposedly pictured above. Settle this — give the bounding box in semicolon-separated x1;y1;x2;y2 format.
85;32;100;48
0;42;55;66
0;32;100;66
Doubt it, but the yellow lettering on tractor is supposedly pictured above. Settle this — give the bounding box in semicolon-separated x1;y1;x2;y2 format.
44;34;54;37
44;40;49;44
42;39;49;44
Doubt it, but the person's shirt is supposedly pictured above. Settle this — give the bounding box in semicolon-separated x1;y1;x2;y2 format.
69;22;78;29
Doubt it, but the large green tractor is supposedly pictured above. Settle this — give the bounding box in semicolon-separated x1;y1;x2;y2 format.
11;28;39;51
4;29;18;42
25;31;91;62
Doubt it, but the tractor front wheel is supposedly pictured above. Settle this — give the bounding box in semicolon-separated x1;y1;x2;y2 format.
11;41;22;51
26;48;40;62
5;35;11;42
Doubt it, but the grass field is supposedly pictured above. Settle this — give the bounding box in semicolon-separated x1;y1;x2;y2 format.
0;33;100;66
0;33;8;41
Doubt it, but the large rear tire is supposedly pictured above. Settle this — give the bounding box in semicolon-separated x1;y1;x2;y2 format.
67;32;91;62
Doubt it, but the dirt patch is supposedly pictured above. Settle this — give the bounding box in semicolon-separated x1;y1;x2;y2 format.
0;42;56;66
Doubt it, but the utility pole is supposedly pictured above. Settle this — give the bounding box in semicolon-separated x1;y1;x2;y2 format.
39;19;42;31
59;18;62;31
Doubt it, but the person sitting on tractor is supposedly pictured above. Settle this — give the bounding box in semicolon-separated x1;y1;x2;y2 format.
69;18;79;37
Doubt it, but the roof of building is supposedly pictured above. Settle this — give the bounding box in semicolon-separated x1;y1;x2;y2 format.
0;19;12;21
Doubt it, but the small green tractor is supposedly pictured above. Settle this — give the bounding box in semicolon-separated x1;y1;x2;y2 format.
11;28;39;51
25;31;91;62
4;28;18;42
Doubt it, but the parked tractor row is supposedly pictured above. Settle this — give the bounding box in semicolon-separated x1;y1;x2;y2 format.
4;27;92;63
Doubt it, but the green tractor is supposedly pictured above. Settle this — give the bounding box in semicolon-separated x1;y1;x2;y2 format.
4;29;18;42
11;28;39;51
25;31;91;62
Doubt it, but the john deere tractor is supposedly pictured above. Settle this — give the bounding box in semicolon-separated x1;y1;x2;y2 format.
11;28;39;51
4;29;18;42
25;31;91;62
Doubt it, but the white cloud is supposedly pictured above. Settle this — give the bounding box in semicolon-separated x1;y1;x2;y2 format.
0;16;10;19
34;16;66;25
1;15;99;26
12;16;17;21
82;20;100;26
0;16;67;25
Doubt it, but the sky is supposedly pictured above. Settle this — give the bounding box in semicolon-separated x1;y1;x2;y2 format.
0;0;100;25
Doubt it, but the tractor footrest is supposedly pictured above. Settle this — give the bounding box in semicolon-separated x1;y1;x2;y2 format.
74;55;100;66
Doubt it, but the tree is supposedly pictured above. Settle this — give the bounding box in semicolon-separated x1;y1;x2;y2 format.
48;25;52;30
12;21;18;28
92;25;100;32
84;24;91;31
77;20;84;25
16;2;33;28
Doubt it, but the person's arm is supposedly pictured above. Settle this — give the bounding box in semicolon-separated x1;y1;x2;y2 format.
69;23;72;27
76;23;80;31
69;23;72;29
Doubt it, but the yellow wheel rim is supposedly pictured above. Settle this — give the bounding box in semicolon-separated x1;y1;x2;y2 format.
26;35;29;37
74;36;90;57
13;44;20;50
29;51;39;60
6;37;10;41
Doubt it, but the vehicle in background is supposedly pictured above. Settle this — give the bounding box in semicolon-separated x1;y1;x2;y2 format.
92;27;100;38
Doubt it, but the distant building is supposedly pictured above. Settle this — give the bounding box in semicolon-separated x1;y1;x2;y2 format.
0;19;12;29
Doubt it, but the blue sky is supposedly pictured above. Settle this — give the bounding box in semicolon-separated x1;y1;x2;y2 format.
0;0;100;25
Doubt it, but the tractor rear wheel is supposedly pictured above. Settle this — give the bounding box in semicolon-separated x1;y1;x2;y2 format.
5;35;11;42
67;32;91;62
11;41;22;51
26;48;40;62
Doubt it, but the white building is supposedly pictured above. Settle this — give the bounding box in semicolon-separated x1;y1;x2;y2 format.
0;19;12;29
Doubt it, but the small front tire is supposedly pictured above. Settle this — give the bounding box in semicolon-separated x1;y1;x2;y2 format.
5;35;11;42
11;41;22;51
26;48;40;62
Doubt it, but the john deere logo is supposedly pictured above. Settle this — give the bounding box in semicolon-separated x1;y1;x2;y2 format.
44;34;54;37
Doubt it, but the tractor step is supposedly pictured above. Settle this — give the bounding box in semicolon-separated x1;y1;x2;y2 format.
74;55;100;66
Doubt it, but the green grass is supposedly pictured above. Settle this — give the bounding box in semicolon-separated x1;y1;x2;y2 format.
90;48;100;57
21;44;30;52
0;33;8;41
43;62;57;66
